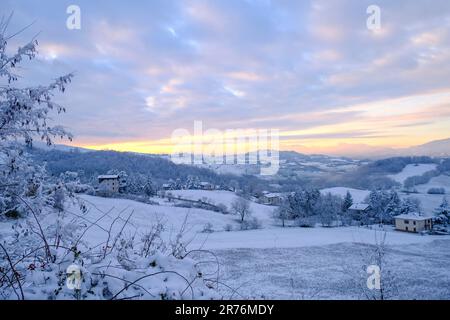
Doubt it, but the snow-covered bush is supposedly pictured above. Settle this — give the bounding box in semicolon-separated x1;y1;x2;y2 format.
216;203;228;214
0;214;221;299
296;216;318;228
427;187;445;195
202;222;214;233
240;217;261;230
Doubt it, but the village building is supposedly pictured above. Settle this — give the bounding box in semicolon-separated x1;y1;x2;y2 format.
259;193;284;206
394;214;433;233
161;183;172;190
98;175;120;193
199;182;214;190
348;203;371;215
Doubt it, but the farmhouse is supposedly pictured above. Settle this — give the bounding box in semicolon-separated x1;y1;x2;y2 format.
199;182;214;190
395;214;433;233
161;183;172;190
348;203;370;215
259;193;284;206
98;175;119;193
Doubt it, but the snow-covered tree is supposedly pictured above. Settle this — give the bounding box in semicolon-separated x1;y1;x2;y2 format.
288;188;321;219
399;197;423;216
272;201;291;227
382;191;401;223
366;190;396;224
143;176;156;196
316;193;343;227
185;175;201;189
342;191;353;213
433;197;449;222
231;197;252;224
0;17;73;218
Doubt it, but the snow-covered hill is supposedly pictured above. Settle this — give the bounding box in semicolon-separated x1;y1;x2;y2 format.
68;193;449;250
388;163;437;184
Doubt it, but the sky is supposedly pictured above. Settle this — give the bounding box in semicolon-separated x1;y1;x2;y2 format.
2;0;450;155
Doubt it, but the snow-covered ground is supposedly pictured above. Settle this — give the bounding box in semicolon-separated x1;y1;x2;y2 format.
415;174;450;194
400;193;447;216
3;192;449;299
191;225;449;250
77;193;448;300
167;189;275;225
65;194;450;251
207;240;450;299
388;163;437;184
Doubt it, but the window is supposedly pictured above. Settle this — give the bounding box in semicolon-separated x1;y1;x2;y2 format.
413;228;416;232
413;221;416;225
404;220;409;224
405;226;408;231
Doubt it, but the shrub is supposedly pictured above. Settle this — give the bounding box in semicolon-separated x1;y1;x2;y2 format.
216;203;228;214
4;209;21;219
202;222;214;233
296;216;317;228
427;187;446;194
240;217;261;230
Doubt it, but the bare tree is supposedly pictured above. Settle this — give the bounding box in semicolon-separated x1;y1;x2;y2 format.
272;201;290;227
231;198;252;223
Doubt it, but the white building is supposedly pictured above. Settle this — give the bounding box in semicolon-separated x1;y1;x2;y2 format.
98;175;120;193
259;193;284;206
394;214;433;233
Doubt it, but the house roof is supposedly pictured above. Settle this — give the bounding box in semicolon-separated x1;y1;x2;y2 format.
264;193;283;198
349;203;370;211
394;214;431;221
98;175;119;179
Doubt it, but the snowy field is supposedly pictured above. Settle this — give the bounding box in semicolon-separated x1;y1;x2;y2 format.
72;193;449;299
415;174;450;194
388;163;437;184
208;240;450;299
3;192;449;299
167;189;275;225
399;193;447;215
57;194;450;251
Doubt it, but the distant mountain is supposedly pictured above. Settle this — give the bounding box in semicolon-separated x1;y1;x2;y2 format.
294;144;395;159
401;138;450;157
294;138;450;159
31;141;91;153
31;137;450;160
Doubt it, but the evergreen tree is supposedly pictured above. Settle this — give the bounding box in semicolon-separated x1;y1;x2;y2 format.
342;191;353;213
399;197;422;215
384;190;401;222
434;197;449;217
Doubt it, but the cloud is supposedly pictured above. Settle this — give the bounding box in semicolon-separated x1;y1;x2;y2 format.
2;0;450;152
